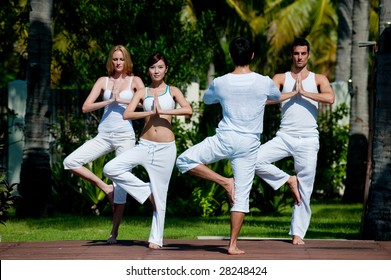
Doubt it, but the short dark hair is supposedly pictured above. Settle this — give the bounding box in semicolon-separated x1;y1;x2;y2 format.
291;38;310;53
229;37;253;66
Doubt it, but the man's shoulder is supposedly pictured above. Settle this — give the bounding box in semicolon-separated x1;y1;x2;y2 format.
273;71;288;78
313;73;330;84
211;73;229;82
272;72;286;84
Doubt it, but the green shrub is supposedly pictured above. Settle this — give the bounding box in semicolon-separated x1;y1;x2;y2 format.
316;104;349;197
0;169;19;225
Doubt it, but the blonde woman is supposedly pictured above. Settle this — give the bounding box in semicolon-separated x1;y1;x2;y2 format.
63;45;145;235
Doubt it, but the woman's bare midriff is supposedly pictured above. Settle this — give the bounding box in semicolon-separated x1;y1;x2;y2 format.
140;115;174;143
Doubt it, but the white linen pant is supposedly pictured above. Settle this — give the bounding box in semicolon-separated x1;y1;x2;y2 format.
103;139;177;247
176;129;260;213
255;131;319;239
63;131;136;203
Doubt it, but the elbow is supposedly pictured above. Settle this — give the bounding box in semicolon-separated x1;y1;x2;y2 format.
184;110;193;121
123;112;134;120
182;105;192;117
328;96;335;105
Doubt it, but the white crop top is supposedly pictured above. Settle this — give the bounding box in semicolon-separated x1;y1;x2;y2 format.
142;85;175;112
98;76;135;135
102;77;134;105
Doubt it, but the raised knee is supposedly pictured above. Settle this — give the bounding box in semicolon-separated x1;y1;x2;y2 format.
63;156;76;170
103;163;113;178
175;156;187;173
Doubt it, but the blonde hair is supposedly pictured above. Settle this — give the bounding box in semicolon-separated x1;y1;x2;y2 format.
106;45;133;76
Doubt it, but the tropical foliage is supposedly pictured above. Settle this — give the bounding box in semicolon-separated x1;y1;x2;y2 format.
0;0;29;86
316;104;350;197
0;169;19;225
225;0;338;78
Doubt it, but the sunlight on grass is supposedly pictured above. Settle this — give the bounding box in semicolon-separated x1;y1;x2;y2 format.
0;200;363;242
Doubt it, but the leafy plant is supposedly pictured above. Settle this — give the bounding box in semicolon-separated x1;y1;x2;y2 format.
0;103;20;224
251;165;295;214
0;169;19;225
74;154;111;215
316;103;349;197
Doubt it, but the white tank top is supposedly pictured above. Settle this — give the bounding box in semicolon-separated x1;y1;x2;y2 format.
98;76;135;135
279;72;319;137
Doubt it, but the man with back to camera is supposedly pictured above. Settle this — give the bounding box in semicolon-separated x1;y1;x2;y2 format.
176;37;281;255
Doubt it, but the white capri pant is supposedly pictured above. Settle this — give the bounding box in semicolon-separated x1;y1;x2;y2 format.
176;129;260;213
255;131;319;239
63;131;136;203
103;139;177;247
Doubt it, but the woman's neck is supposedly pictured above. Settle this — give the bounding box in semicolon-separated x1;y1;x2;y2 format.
149;80;166;89
112;72;126;79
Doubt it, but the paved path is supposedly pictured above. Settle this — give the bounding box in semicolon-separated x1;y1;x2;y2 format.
1;238;390;260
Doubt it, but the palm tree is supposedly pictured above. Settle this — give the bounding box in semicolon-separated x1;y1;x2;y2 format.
335;0;353;82
222;0;337;78
362;0;391;240
343;0;370;203
265;0;337;77
16;0;53;217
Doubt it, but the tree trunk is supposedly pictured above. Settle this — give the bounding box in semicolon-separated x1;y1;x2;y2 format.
16;0;53;217
335;0;353;82
362;1;391;240
343;0;370;203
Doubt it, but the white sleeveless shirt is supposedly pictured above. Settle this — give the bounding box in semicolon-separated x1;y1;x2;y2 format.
279;72;319;137
98;76;135;136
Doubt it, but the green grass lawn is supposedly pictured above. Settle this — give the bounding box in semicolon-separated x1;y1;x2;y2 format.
0;199;363;242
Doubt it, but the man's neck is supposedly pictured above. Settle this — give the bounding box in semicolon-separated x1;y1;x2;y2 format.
290;66;310;79
232;65;252;74
291;66;308;75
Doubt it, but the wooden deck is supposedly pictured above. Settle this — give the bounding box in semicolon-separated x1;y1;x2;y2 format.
2;239;390;280
1;238;390;260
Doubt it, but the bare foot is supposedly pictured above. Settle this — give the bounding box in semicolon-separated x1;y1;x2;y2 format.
107;234;117;244
223;178;235;206
228;246;245;255
148;242;161;249
287;176;301;205
292;235;305;245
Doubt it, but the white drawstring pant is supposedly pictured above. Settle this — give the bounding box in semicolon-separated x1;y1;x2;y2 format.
255;131;319;239
103;139;176;247
63;132;136;203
